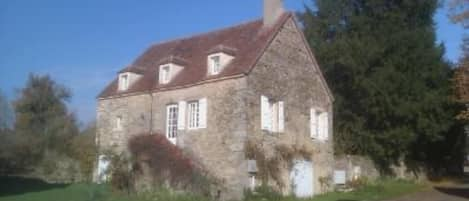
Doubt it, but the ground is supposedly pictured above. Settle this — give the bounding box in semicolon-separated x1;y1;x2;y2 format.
1;176;468;201
385;181;469;201
0;176;438;201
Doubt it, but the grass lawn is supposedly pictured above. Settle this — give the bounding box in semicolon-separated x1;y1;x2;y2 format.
0;177;425;201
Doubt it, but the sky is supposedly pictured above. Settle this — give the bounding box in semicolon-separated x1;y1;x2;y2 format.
0;0;466;125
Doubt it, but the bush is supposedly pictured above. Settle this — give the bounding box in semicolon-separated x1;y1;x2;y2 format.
347;176;369;190
109;154;134;194
70;124;97;182
127;134;212;196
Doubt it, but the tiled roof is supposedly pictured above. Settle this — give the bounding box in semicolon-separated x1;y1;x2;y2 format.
99;13;293;98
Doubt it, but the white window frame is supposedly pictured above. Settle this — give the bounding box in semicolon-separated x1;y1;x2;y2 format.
209;55;221;75
119;74;129;91
310;108;329;141
188;101;200;129
261;95;284;133
160;65;171;84
115;115;123;131
166;104;178;144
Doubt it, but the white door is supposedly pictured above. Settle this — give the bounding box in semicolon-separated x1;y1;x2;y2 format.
97;155;110;183
290;160;314;197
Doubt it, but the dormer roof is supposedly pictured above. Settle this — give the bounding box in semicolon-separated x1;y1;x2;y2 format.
158;55;188;66
207;45;238;56
99;12;293;98
118;65;146;74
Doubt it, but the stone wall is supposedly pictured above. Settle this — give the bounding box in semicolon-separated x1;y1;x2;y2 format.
245;18;334;195
96;94;152;153
149;78;249;200
335;155;379;182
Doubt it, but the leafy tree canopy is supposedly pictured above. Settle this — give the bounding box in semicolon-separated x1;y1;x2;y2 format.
300;0;460;173
13;74;78;161
0;90;13;131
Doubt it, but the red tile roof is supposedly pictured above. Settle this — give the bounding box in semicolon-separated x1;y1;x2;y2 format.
99;13;293;99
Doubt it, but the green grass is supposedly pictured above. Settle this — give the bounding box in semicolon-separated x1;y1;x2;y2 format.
310;179;426;201
0;177;425;201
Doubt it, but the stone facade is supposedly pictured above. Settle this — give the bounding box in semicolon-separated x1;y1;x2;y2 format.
95;15;334;200
245;18;334;195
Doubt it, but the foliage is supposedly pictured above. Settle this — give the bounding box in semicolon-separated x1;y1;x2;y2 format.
70;123;97;181
0;90;13;130
244;185;287;201
245;140;314;190
108;153;134;194
299;0;462;174
13;74;79;169
346;176;369;190
448;0;469;29
127;134;212;195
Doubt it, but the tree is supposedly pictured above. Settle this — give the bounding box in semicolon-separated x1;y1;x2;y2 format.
448;0;469;29
450;0;469;120
300;0;460;174
13;74;79;167
0;90;13;131
70;122;97;181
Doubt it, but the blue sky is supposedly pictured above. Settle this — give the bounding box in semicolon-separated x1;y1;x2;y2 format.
0;0;466;125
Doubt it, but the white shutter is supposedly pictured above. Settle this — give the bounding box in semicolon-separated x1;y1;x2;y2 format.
310;108;317;139
199;98;207;128
261;96;269;130
177;101;186;130
324;112;329;140
318;112;328;141
278;101;284;132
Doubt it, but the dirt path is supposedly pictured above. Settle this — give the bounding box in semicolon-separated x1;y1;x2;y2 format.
386;185;469;201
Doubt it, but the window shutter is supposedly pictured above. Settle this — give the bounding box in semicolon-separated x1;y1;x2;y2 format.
177;101;186;130
318;113;323;140
278;101;284;132
324;112;329;140
199;98;207;128
261;96;269;130
310;108;317;138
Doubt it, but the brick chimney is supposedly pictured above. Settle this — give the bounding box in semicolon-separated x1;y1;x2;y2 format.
264;0;285;27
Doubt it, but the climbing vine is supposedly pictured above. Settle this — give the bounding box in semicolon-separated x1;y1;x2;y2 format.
244;140;314;190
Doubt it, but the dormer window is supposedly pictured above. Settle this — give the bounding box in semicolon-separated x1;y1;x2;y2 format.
210;55;221;75
160;65;171;84
119;74;129;91
207;52;234;76
117;67;142;92
158;62;184;84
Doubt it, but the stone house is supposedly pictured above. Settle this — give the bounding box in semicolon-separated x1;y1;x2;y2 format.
94;0;334;200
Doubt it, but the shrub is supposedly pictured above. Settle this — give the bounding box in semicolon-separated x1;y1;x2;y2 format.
128;134;212;195
347;176;369;190
70;124;97;182
109;154;134;194
244;185;286;201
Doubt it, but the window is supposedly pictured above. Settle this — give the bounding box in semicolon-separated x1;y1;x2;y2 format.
160;65;171;84
310;108;329;141
166;104;178;144
210;55;221;75
261;95;284;132
188;101;200;129
115;116;123;131
187;98;207;129
119;74;129;91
